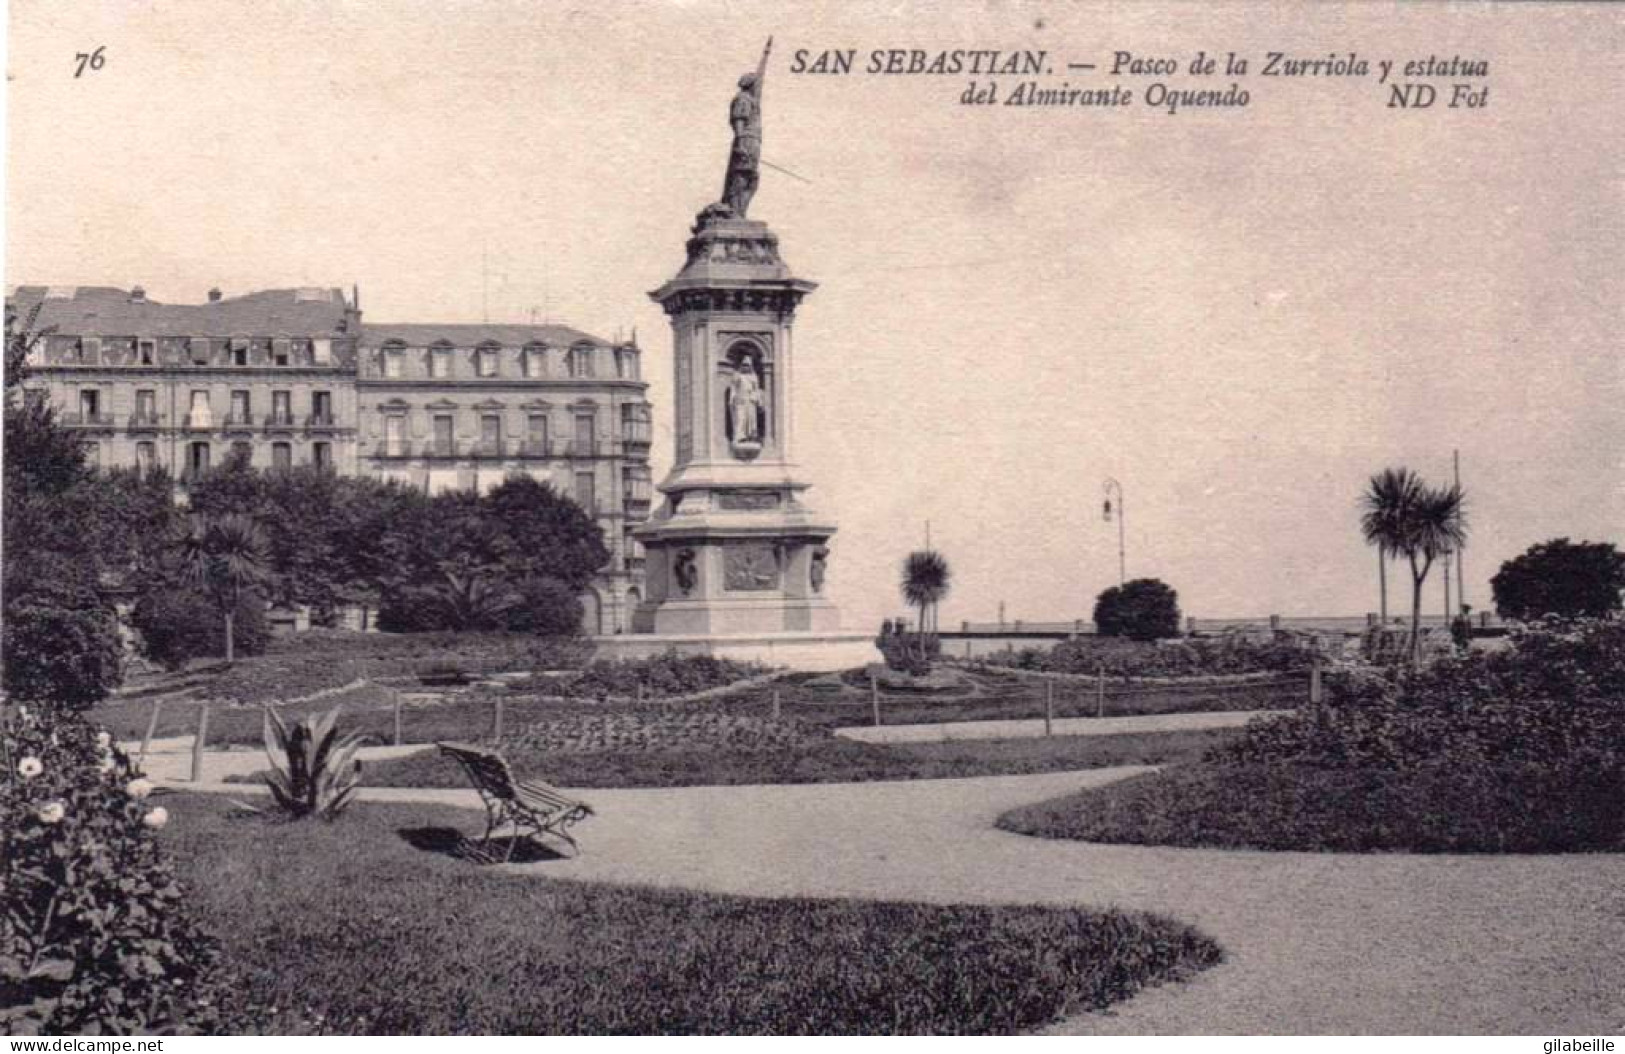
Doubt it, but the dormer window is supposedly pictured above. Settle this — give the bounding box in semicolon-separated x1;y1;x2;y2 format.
273;340;290;367
568;345;595;379
192;340;212;366
82;337;102;364
231;341;247;366
382;343;404;378
522;344;545;378
476;345;501;378
429;344;453;379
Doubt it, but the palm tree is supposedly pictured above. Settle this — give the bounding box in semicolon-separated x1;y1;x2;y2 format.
174;513;269;663
1359;468;1467;664
1360;468;1419;623
901;550;951;661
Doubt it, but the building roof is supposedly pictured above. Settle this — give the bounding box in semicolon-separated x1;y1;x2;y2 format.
7;285;353;337
360;323;613;348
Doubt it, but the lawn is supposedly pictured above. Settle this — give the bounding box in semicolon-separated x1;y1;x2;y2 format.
996;761;1625;853
160;794;1221;1034
361;727;1234;790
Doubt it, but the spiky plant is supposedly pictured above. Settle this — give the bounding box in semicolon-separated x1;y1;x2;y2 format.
901;550;952;663
262;705;365;820
1359;467;1467;664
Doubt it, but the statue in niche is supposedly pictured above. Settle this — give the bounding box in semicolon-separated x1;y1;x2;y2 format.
720;39;772;218
724;348;766;454
673;549;698;595
810;546;830;594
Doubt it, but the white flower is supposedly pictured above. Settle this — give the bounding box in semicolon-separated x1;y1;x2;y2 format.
37;801;66;824
17;757;43;779
142;807;169;830
97;756;116;774
95;731;113;750
125;778;154;800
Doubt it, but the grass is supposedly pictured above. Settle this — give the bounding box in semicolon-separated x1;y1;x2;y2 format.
997;761;1625;853
161;794;1221;1034
361;727;1234;790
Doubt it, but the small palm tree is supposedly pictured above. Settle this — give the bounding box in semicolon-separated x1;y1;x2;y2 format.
1360;467;1421;623
901;550;951;660
1359;468;1466;664
173;513;269;663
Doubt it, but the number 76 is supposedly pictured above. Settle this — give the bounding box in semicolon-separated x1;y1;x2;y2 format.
74;46;106;78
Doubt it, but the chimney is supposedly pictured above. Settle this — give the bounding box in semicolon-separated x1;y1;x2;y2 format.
208;287;222;302
129;285;146;302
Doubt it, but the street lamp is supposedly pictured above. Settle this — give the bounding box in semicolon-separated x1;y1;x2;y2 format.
1102;477;1125;587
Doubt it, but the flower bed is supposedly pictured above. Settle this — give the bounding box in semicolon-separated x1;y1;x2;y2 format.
988;636;1314;679
533;651;775;701
508;712;815;756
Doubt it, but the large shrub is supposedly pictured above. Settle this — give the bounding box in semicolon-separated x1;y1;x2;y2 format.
130;586;270;671
1031;635;1309;678
501;576;584;637
1492;538;1625;621
1;554;124;712
1093;578;1181;641
0;708;224;1033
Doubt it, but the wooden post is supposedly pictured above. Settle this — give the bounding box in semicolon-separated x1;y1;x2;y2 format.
1096;666;1105;719
492;695;505;744
870;672;880;727
392;689;403;746
190;702;210;783
1044;679;1054;737
1310;658;1324;705
140;698;164;764
771;687;781;721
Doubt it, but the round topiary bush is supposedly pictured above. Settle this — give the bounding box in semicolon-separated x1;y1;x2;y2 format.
0;708;226;1033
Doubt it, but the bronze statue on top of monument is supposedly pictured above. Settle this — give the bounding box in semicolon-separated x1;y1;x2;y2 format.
719;38;772;218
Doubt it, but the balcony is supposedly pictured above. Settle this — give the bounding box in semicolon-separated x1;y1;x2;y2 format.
305;412;339;433
128;411;163;431
425;441;460;459
182;415;215;433
62;412;116;430
223;413;256;430
620;420;652;447
468;441;506;460
516;440;552;459
264;412;297;429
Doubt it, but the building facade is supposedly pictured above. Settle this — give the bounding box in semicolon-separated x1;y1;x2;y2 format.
10;284;652;633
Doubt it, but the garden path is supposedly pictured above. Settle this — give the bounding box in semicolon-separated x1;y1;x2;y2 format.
835;708;1273;743
171;766;1625;1034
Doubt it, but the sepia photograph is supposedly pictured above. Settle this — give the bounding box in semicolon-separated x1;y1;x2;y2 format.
2;0;1622;1039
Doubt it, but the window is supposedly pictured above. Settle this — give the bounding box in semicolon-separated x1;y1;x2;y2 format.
135;441;155;474
230;390;251;424
135;389;157;423
477;346;500;378
616;348;635;379
272;441;292;470
83;337;102;362
480;414;502;451
527;413;548;452
273;340;290;367
313;441;332;469
188;390;212;428
312;390;333;424
568;346;595;378
312;339;331;365
79;389;100;420
433;414;454;455
231;342;247;367
574;471;596;514
573;412;596;455
522;345;545;379
430;346;453;379
382;345;404;378
192;340;210;366
271;390;292;426
187;441;211;478
384;415;406;456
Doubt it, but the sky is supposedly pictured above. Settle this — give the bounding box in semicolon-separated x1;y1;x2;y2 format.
7;1;1622;631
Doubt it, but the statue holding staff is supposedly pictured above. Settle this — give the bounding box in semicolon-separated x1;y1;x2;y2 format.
721;38;773;218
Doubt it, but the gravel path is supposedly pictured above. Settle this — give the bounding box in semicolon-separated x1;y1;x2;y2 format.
169;765;1625;1034
836;709;1273;743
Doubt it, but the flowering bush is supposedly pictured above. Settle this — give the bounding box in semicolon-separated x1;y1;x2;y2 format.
1218;618;1625;772
0;707;223;1033
546;652;771;700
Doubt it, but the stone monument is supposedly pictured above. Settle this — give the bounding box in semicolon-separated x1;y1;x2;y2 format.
628;42;867;666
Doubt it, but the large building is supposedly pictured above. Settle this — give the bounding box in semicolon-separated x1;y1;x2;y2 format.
9;283;653;633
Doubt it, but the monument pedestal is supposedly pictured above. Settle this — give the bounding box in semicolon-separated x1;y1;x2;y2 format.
631;206;870;668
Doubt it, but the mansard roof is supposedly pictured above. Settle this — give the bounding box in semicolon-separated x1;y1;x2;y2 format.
6;285;352;337
360;323;611;348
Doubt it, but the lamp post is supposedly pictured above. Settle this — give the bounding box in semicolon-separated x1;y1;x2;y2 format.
1102;477;1126;587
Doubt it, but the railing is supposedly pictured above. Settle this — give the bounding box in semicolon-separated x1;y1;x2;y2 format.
128;411;162;429
468;441;505;459
562;438;600;457
182;416;215;432
265;412;297;428
620;420;652;444
305;413;338;430
517;440;552;459
61;412;116;428
224;413;255;428
425;441;460;458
